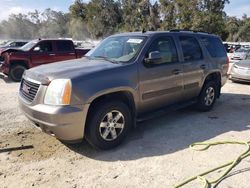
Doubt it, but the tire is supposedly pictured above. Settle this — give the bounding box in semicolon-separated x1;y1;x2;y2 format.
85;100;132;150
196;81;218;112
9;65;26;82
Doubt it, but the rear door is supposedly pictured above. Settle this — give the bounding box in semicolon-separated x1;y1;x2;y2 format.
30;40;55;67
54;40;76;62
178;35;206;100
138;35;183;113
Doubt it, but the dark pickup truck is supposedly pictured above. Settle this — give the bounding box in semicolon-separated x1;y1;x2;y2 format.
0;39;90;81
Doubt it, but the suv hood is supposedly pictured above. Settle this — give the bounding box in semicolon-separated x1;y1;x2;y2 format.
24;57;123;84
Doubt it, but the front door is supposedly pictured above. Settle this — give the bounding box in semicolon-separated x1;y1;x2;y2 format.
30;41;55;67
138;36;183;113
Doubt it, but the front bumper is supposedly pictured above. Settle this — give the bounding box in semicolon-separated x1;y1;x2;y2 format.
0;61;9;75
19;96;90;142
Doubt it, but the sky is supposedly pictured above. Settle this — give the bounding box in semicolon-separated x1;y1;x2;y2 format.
0;0;250;21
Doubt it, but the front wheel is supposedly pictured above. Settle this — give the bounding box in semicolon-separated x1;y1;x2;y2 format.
9;65;26;82
196;81;218;112
85;100;132;150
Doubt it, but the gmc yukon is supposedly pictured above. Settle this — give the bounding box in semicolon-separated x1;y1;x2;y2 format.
19;30;229;149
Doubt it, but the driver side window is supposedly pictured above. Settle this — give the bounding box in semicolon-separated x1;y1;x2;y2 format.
147;37;178;64
34;41;53;53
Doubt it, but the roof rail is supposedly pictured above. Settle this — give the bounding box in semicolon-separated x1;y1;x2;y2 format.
169;29;210;34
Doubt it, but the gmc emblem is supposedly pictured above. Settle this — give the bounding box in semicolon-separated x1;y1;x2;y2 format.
22;84;31;93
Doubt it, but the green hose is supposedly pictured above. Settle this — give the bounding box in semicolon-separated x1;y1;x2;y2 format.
174;141;250;188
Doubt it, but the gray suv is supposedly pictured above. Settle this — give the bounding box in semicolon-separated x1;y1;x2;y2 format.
19;30;229;149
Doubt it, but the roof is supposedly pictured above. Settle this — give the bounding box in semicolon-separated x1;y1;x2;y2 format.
113;30;218;38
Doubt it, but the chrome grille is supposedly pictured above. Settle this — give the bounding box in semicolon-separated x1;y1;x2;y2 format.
20;79;40;102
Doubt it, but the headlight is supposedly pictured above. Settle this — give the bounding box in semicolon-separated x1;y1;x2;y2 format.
44;79;72;105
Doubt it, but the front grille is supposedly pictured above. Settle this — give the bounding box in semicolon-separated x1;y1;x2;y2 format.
20;79;40;102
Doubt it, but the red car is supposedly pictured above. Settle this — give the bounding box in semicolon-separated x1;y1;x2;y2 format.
0;39;90;81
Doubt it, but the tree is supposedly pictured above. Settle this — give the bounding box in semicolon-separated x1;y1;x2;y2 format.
0;0;250;41
193;0;229;39
225;15;250;42
69;0;88;20
68;18;90;40
86;0;122;38
121;0;160;32
38;9;70;38
0;13;35;39
160;0;230;40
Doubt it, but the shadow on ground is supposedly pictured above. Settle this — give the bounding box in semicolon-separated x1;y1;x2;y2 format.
65;92;250;161
0;73;15;83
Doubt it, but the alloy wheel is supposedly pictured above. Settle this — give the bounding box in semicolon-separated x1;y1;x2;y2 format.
204;87;215;106
99;110;125;141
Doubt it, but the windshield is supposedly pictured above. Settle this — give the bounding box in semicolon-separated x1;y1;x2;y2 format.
3;41;13;47
86;36;146;63
236;48;249;53
20;40;38;51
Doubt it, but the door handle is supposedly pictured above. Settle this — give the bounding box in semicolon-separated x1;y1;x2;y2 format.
200;64;206;69
49;54;56;56
172;69;182;75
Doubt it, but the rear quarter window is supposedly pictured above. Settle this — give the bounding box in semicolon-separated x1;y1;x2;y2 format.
200;37;226;58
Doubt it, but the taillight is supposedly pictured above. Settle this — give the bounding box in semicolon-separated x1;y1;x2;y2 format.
227;57;230;64
226;57;230;74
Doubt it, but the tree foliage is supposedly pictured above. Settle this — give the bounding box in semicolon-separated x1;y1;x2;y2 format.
0;0;250;41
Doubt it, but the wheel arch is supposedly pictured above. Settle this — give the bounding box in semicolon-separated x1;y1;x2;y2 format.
10;60;29;69
85;90;137;131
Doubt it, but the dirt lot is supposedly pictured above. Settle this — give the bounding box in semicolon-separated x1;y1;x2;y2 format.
0;74;250;188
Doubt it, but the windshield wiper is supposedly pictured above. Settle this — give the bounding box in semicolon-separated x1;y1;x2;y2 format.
92;56;119;64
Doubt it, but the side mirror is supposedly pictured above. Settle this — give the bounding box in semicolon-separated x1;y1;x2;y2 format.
33;46;40;52
145;51;162;64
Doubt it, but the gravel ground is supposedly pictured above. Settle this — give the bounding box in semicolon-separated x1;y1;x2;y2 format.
0;73;250;188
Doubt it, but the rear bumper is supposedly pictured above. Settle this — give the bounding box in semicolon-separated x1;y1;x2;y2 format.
19;96;90;142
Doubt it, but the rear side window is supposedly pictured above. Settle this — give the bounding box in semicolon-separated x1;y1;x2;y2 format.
200;37;226;58
180;36;203;61
56;41;73;52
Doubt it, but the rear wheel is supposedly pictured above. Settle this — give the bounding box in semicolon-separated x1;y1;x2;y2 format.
9;65;26;82
196;81;218;112
85;100;132;150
